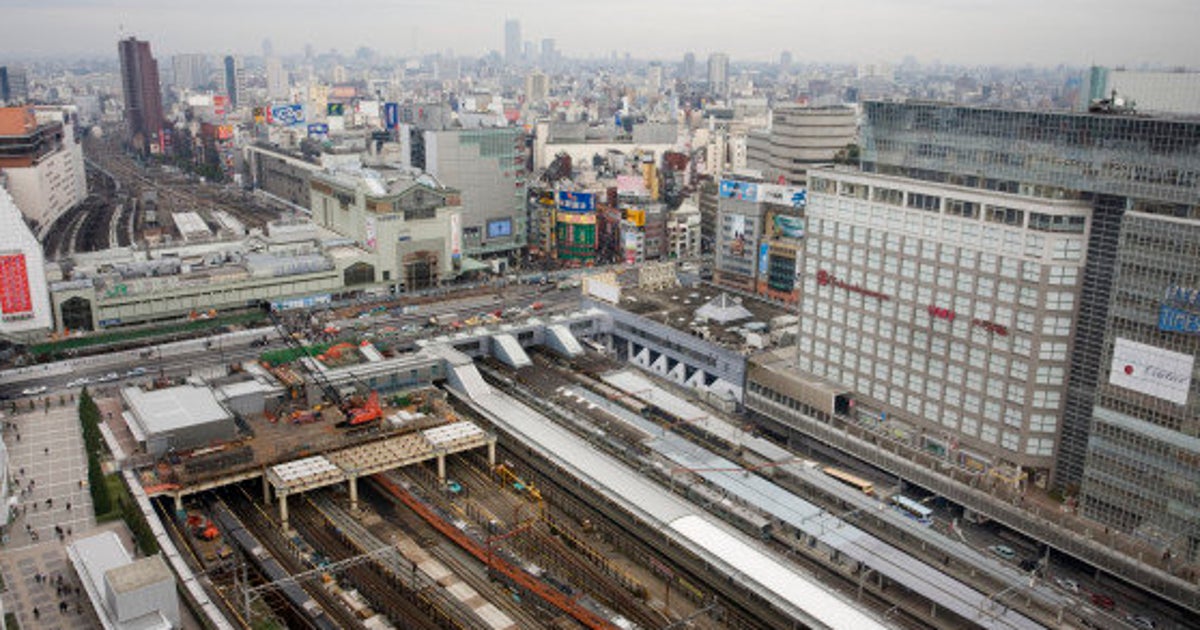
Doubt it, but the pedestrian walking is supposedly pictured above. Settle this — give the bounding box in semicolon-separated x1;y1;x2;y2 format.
44;447;48;455
66;501;71;511
32;606;39;619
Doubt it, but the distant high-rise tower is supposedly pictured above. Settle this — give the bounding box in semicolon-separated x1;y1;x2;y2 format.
540;38;556;67
504;19;521;65
266;57;288;100
118;37;165;154
525;71;549;104
681;52;696;81
0;66;29;105
780;51;793;72
707;52;729;98
261;38;273;58
223;55;244;108
172;54;208;91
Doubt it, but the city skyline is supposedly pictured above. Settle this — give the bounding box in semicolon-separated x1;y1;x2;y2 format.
1;0;1198;67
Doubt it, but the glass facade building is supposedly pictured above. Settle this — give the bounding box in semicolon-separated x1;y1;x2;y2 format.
861;101;1200;562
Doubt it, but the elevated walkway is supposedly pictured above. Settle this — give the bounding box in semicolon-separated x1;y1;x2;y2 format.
544;324;584;358
491;333;532;368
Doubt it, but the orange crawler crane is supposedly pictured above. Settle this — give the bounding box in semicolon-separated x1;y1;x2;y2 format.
337;391;382;427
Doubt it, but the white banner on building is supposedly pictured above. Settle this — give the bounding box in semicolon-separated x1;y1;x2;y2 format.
1108;337;1195;405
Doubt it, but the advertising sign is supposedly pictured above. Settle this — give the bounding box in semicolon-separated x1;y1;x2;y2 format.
252;107;265;124
719;179;760;202
728;213;748;257
759;243;770;275
0;253;32;316
761;184;807;208
327;102;345;116
764;209;805;241
213;95;228;116
625;208;646;227
384;102;399;130
1109;337;1195;405
216;125;234;140
449;212;462;259
307;123;329;138
365;217;377;250
556;191;595;213
487;218;513;239
1159;285;1200;334
622;231;640;264
269;103;305;126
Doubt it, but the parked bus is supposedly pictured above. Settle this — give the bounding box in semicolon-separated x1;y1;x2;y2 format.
822;466;875;496
892;495;934;525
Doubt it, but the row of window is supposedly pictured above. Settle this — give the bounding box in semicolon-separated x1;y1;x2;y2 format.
810;208;1087;263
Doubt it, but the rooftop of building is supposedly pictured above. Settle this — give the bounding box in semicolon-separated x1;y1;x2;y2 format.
618;283;794;353
122;384;233;436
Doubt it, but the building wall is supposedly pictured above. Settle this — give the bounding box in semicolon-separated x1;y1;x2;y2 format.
310;175;458;288
51;265;347;332
0;187;53;338
3;137;86;229
246;145;316;210
796;170;1089;480
859;101;1200;510
766;105;856;186
1080;211;1200;560
425;129;525;259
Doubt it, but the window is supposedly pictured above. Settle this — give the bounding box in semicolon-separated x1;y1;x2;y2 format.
1048;266;1078;285
1032;389;1061;408
985;205;1025;226
872;186;904;205
946;198;979;219
1029;213;1086;233
1042;316;1073;336
1053;238;1085;261
907;192;942;212
1001;431;1020;452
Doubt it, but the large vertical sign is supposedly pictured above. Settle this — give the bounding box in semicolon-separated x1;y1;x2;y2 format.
384;102;399;130
449;212;462;259
365;217;377;250
1109;338;1195;405
0;254;32;317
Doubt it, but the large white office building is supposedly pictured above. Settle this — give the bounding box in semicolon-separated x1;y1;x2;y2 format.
793;169;1090;485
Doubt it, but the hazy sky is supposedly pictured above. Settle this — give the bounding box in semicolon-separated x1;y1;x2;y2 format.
3;0;1198;67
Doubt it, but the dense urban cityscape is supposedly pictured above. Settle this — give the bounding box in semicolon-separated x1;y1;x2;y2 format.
0;4;1198;630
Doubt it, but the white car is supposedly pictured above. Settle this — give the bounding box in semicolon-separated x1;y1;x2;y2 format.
96;372;119;383
66;377;91;388
1052;576;1080;593
21;385;47;396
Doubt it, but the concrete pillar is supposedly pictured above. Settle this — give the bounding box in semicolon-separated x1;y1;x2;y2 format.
488;440;497;467
437;453;446;482
349;476;359;512
174;493;183;514
263;475;271;504
279;492;289;530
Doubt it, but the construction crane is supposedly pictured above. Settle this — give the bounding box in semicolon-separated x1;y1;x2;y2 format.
260;301;343;406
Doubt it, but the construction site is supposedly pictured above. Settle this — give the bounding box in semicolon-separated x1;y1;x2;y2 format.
93;296;1078;630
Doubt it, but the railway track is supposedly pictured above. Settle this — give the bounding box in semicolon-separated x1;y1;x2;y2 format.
286;496;450;630
220;488;368;630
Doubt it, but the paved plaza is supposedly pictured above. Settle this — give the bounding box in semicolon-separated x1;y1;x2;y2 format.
2;395;100;629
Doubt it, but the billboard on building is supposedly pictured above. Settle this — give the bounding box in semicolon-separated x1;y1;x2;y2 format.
760;184;807;208
1108;337;1195;405
269;103;305;126
213;95;229;116
764;209;805;242
487;218;513;239
556;191;595;213
622;231;640;264
384;102;399;130
252;107;265;124
365;217;377;250
307;123;329;139
327;102;345;116
719;179;760;202
449;212;461;259
216;125;234;140
0;253;32;318
1159;284;1200;334
728;213;749;257
759;243;771;275
625;208;646;227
